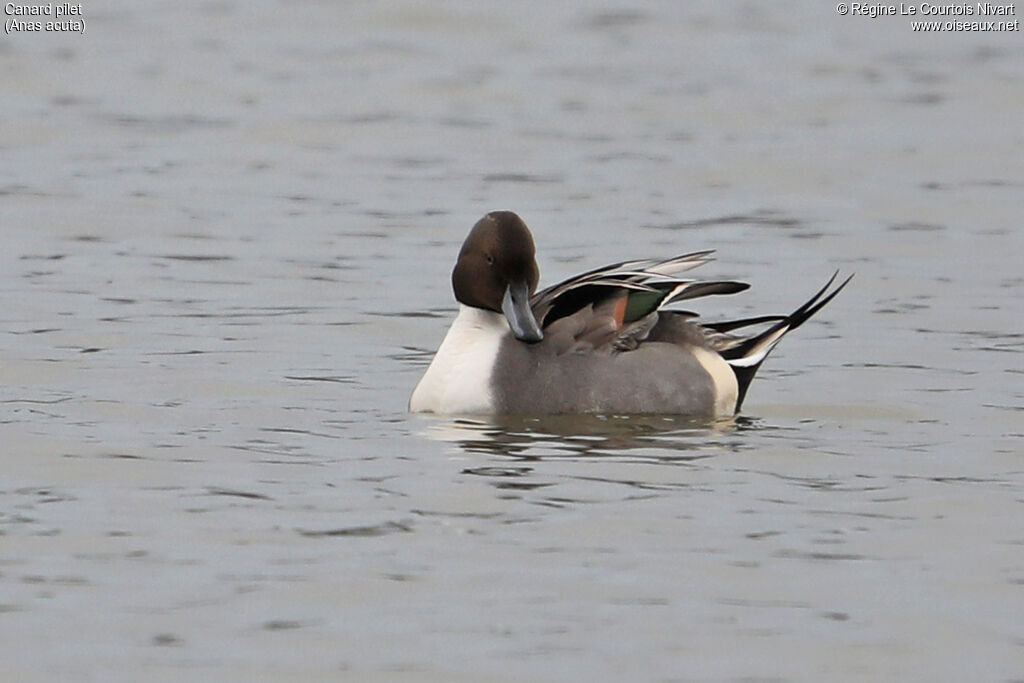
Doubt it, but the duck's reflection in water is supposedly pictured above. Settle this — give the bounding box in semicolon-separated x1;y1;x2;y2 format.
419;413;763;463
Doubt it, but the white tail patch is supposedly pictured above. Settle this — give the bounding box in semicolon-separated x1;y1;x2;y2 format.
692;346;739;415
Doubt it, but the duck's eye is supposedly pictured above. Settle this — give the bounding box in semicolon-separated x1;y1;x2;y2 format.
485;254;494;265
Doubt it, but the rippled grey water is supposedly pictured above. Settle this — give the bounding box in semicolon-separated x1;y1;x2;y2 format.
3;1;1022;681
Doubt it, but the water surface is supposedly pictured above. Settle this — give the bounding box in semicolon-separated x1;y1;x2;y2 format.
2;2;1022;681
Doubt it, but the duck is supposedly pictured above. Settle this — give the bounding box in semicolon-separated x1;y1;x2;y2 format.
410;211;850;416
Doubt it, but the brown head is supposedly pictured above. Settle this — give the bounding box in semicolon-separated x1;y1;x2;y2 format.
452;211;543;342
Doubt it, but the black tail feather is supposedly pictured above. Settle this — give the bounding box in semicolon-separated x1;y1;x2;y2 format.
704;314;788;334
721;272;853;411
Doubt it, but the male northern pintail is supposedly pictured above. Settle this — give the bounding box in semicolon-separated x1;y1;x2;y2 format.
410;211;850;416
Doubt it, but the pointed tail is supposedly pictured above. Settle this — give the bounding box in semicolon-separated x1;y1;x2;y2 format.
709;272;853;411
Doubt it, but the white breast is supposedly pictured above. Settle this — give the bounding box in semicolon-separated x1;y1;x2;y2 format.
409;305;508;414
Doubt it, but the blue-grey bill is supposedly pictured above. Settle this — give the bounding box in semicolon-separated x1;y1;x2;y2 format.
501;280;543;343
